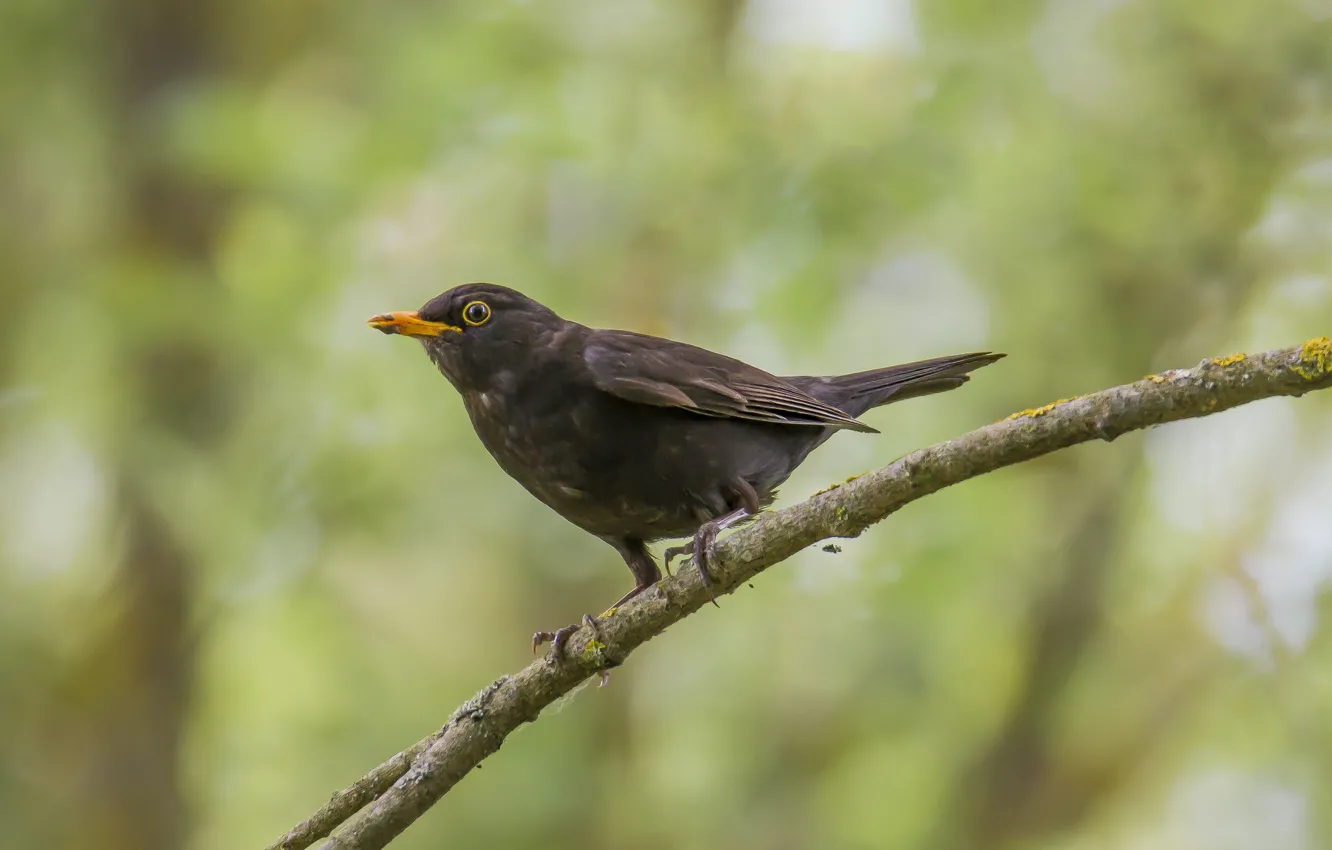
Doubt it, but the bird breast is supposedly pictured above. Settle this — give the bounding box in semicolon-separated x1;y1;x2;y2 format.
461;386;589;501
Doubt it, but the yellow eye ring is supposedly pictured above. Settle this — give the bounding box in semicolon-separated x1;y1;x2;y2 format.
462;300;491;326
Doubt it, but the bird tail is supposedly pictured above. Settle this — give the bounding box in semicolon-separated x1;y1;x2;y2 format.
788;351;1004;419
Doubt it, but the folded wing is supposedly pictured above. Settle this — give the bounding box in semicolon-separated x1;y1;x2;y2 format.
584;331;876;433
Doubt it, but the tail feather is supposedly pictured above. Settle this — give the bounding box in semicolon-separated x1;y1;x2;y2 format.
787;351;1004;419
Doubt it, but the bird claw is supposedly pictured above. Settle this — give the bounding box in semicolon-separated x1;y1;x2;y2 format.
691;522;721;607
662;542;691;575
532;613;599;660
531;625;573;657
532;615;614;684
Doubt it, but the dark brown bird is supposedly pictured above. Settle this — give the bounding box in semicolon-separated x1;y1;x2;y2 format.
370;284;1002;653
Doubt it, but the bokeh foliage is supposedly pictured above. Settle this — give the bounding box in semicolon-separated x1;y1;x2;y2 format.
2;1;1331;849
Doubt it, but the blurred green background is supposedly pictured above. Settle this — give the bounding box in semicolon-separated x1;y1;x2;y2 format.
3;1;1332;848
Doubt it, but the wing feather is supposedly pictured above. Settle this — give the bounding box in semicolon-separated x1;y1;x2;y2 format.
584;332;875;432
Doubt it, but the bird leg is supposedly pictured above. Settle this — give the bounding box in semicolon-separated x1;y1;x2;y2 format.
609;582;650;609
605;537;661;611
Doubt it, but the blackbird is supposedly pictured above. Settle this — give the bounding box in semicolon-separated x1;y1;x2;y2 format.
370;283;1002;655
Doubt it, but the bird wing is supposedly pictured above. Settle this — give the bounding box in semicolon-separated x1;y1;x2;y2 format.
583;331;877;432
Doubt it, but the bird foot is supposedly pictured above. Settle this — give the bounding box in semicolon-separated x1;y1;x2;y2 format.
532;613;598;660
531;614;616;686
664;524;722;608
532;581;649;660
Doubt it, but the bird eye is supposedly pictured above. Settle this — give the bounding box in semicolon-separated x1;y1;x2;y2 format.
463;300;491;326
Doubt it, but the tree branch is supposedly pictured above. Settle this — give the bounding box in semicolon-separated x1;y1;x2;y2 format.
267;338;1332;850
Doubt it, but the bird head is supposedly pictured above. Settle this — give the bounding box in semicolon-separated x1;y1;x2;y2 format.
368;283;564;390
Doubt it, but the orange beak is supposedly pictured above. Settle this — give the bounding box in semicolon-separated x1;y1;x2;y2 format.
366;311;462;338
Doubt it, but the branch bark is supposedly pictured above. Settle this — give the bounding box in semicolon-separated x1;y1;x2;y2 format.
268;338;1332;850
